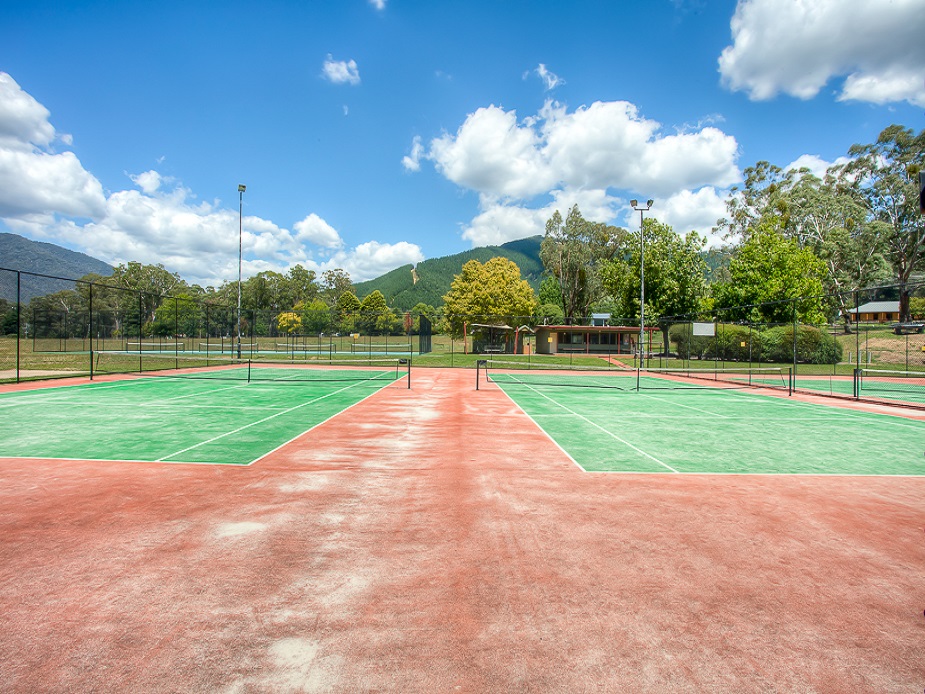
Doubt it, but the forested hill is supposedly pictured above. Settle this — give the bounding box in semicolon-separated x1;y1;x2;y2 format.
354;236;544;311
0;233;113;303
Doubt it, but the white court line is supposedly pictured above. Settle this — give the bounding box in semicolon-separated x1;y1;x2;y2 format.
505;381;679;474
719;388;925;432
156;378;380;462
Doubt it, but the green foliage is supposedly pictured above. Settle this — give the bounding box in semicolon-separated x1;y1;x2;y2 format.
151;294;202;336
321;269;354;306
761;325;842;364
1;304;17;335
335;291;361;333
910;297;925;320
538;276;562;306
601;220;707;324
276;311;302;335
540;206;626;320
353;237;545;312
299;299;333;334
713;219;827;324
535;302;564;324
358;290;399;335
443;257;537;337
840;125;925;320
669;322;842;364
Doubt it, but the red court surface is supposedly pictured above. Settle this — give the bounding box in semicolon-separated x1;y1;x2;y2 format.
1;368;923;692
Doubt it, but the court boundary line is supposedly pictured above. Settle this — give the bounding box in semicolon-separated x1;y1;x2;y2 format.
0;377;403;467
490;378;924;477
483;380;585;473
157;378;395;463
492;380;679;474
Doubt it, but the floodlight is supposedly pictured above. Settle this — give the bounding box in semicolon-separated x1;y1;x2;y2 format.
630;199;638;207
647;199;654;208
238;184;246;193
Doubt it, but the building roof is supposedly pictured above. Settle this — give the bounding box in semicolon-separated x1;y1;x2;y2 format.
535;324;658;332
848;301;899;314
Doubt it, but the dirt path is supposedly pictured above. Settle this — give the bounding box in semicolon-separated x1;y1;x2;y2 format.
0;368;923;692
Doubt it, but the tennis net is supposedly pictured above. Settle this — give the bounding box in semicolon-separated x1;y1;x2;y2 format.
856;368;925;403
93;351;411;386
478;359;790;391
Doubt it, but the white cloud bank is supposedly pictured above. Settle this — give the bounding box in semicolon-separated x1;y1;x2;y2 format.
0;72;421;285
719;0;925;107
406;99;742;246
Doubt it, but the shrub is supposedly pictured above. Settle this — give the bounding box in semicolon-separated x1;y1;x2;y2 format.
761;324;842;364
670;322;841;364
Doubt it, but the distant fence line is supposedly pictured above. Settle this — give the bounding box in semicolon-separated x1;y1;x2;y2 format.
1;265;923;410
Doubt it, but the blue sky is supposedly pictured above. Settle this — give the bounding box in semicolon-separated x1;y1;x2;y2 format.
1;0;923;287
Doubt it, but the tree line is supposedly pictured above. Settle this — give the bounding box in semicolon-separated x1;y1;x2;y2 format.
3;124;922;343
442;125;924;345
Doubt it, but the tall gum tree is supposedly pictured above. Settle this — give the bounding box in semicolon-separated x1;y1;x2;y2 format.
600;219;707;354
839;125;925;322
540;205;626;322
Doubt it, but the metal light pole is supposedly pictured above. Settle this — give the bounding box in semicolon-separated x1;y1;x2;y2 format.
237;184;246;359
630;199;654;391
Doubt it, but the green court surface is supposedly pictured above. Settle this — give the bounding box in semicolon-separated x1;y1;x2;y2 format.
491;376;925;475
0;366;403;465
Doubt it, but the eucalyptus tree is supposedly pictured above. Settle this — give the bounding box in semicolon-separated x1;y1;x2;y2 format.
784;170;890;330
600;219;708;353
540;205;626;322
837;125;925;322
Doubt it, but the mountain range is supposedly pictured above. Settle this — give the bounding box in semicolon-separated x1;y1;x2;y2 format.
0;232;543;308
0;233;114;304
354;236;544;311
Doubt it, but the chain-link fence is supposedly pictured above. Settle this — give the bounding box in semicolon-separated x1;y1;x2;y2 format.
2;265;923;408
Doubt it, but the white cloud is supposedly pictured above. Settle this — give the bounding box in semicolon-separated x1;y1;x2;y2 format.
401;135;424;172
130;170;164;195
0;72;55;151
0;73;421;286
429;106;555;198
0;72;107;220
0;148;107;220
719;0;925;107
294;213;343;249
655;187;729;247
322;55;361;86
529;64;565;91
412;98;741;245
330;241;424;280
369;0;386;9
784;153;850;179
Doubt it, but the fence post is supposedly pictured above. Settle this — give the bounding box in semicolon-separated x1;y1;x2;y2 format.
89;282;94;381
16;270;21;384
792;301;798;385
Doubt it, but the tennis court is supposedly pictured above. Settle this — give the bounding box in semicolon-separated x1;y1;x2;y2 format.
484;366;925;475
0;360;409;465
1;366;924;692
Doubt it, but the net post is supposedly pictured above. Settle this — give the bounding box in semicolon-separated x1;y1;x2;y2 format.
788;367;793;396
15;270;21;384
399;357;411;389
853;367;860;399
247;358;252;383
476;359;487;390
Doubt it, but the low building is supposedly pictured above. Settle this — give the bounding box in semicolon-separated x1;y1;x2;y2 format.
534;324;659;356
847;301;899;323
